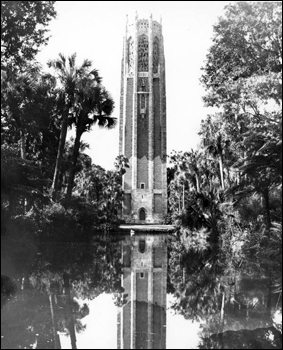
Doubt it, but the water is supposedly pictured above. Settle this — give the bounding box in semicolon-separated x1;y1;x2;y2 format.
1;233;282;349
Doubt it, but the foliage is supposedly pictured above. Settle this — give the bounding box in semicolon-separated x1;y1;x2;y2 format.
167;1;282;331
1;146;48;213
200;1;282;108
65;74;116;200
199;2;282;226
199;327;282;349
1;1;56;69
72;155;128;227
1;287;55;349
46;53;117;201
1;49;123;225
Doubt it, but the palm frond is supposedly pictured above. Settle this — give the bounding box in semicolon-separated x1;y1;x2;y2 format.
68;53;77;69
97;116;117;129
81;59;92;69
59;53;67;64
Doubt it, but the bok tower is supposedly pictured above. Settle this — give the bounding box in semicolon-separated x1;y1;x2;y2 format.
119;14;167;223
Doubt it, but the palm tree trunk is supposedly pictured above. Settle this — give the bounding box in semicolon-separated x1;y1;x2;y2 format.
236;170;240;185
19;128;26;159
19;128;30;213
196;174;200;193
266;277;274;324
63;273;77;349
182;267;186;285
206;173;212;192
220;291;225;333
52;110;69;200
66;127;84;202
219;155;225;190
182;183;185;209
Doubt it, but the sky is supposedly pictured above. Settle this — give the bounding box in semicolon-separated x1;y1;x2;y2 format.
36;1;232;170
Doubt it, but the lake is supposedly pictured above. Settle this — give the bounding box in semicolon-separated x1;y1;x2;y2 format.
1;232;282;349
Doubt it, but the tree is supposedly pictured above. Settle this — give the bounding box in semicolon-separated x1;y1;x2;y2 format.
65;83;116;201
1;146;49;216
1;1;56;69
200;1;282;233
72;156;128;227
199;115;232;191
1;64;42;159
47;53;101;200
200;2;282;108
1;66;58;215
199;327;282;349
55;138;92;196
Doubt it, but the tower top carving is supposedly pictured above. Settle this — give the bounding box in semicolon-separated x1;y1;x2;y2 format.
125;14;163;37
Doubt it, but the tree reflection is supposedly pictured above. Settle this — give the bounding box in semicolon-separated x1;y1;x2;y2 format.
1;286;55;349
1;234;124;349
199;326;282;349
168;234;282;348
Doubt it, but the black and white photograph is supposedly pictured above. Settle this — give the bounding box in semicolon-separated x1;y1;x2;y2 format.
1;1;282;349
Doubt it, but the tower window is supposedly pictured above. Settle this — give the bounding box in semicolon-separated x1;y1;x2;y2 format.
138;239;146;253
140;183;145;189
139;209;146;221
140;272;144;279
138;35;149;72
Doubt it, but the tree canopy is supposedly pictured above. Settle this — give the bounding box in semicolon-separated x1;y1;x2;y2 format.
1;1;57;69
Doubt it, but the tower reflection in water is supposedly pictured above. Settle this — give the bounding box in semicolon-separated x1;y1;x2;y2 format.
117;233;168;349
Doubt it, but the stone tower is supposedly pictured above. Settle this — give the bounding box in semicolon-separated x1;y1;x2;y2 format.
119;14;167;223
117;233;167;349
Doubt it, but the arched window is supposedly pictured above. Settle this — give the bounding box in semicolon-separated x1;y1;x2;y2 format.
139;208;146;221
138;35;149;72
138;239;146;253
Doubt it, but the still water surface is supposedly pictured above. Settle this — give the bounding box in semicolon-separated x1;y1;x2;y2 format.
1;233;282;349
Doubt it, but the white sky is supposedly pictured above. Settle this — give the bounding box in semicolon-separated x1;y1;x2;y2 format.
36;1;232;170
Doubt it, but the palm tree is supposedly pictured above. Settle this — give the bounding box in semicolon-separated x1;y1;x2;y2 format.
207;134;226;190
185;150;202;193
199;116;230;191
65;82;116;201
57;138;91;194
48;53;101;200
199;156;217;193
